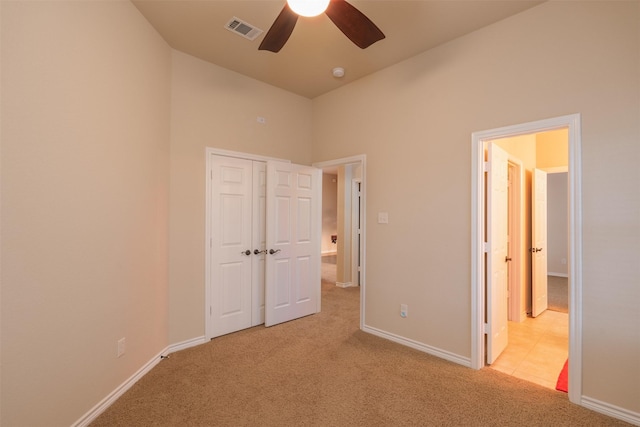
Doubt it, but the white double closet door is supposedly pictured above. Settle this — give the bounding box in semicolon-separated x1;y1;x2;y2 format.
209;154;321;338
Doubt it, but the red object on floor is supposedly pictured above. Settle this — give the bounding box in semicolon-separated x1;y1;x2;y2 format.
556;359;568;393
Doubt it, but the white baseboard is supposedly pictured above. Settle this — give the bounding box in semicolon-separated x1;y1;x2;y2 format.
548;272;569;278
72;348;167;427
167;335;206;354
71;333;639;427
72;336;206;427
321;251;337;256
336;281;354;288
363;327;639;425
581;395;640;426
362;325;471;368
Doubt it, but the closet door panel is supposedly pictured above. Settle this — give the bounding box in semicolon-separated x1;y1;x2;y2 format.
265;161;321;327
211;156;253;337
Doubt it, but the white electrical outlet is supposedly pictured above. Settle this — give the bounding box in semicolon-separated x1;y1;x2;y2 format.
117;337;126;358
400;304;408;318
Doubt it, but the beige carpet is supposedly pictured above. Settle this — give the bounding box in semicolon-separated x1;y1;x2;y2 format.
91;279;628;426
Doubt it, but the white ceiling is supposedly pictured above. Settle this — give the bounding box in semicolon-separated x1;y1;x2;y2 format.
132;0;543;99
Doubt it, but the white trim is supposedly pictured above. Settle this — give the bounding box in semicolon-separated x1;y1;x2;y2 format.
581;396;640;426
72;348;167;427
321;250;337;256
471;114;583;406
336;281;355;288
313;155;366;169
548;272;569;278
167;336;207;354
205;147;290;164
363;325;471;368
351;178;362;287
567;114;583;406
205;148;290;341
72;336;206;427
313;155;366;330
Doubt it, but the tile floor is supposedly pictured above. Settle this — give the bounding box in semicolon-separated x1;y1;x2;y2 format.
489;310;568;390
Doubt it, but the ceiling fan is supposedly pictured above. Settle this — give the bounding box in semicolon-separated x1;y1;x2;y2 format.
259;0;385;53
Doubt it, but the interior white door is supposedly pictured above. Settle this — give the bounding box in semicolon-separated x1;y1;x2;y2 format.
265;161;321;327
210;155;253;337
252;161;266;326
532;168;548;317
487;142;509;364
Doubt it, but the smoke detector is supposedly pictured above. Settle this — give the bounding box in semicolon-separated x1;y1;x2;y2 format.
332;67;345;78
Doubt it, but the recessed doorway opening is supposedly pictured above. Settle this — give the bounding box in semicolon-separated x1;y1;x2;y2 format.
471;114;582;405
313;155;366;329
486;133;569;390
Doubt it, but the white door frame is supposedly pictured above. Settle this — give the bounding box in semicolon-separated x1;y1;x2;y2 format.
313;155;366;330
204;148;290;341
351;178;362;287
471;114;582;405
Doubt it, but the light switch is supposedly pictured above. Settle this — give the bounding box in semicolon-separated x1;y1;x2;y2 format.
378;212;389;224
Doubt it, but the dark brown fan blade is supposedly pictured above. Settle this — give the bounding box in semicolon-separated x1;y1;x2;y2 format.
259;4;299;52
325;0;385;49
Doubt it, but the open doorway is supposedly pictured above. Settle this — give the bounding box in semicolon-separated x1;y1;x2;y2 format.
471;114;583;405
314;155;366;329
321;172;338;285
487;132;569;390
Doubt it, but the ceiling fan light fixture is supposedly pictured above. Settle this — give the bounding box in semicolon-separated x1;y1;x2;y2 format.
287;0;330;17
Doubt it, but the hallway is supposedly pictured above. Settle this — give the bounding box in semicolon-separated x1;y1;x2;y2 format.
490;309;568;390
321;254;337;284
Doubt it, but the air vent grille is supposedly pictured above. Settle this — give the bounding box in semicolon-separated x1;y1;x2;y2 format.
225;17;263;41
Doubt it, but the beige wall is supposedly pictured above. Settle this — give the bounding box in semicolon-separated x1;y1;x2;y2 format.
1;1;171;425
2;0;639;424
312;1;639;413
168;51;313;344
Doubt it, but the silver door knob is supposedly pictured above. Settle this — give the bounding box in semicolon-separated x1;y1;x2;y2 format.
269;249;281;255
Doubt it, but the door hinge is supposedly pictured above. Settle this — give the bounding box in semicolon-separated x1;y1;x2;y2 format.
483;323;489;334
483;242;489;253
483;161;490;172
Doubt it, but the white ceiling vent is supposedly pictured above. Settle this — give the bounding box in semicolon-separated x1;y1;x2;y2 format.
225;17;263;41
